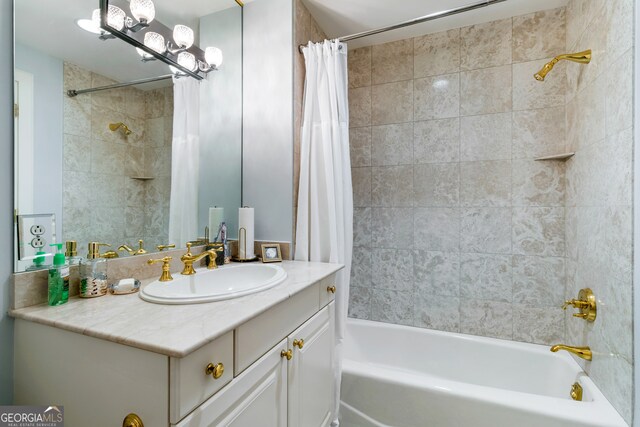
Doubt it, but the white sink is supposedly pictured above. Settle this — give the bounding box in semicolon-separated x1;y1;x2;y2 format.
139;263;287;304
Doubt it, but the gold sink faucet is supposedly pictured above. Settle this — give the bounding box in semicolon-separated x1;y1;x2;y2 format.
119;239;148;256
180;243;223;275
550;344;592;361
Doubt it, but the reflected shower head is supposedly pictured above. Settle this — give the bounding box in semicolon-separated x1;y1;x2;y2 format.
109;122;132;135
534;49;592;81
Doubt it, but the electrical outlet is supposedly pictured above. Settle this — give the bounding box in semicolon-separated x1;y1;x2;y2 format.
31;236;46;249
17;213;56;261
30;224;45;236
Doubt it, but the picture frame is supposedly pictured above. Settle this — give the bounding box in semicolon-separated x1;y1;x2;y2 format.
261;243;282;263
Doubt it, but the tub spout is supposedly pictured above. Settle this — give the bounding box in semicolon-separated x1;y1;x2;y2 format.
550;344;592;361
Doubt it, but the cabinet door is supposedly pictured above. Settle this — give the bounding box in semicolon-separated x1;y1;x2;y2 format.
287;302;335;427
176;339;288;427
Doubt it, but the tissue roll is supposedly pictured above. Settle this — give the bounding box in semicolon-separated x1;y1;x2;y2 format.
238;207;255;259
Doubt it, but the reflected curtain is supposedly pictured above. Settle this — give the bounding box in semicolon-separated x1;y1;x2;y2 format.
168;77;200;248
295;39;353;426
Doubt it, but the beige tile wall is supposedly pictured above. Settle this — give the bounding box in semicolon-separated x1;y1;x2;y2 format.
62;63;173;256
347;8;569;344
564;0;633;423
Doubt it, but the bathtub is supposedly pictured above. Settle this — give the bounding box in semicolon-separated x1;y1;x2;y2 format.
340;319;627;427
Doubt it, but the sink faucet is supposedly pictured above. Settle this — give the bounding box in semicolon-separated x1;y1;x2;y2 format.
550;344;592;361
180;243;223;275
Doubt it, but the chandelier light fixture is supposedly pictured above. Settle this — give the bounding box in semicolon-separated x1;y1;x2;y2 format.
76;0;223;79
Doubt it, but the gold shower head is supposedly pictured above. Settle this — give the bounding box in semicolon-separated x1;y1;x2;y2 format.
534;49;592;81
109;122;132;136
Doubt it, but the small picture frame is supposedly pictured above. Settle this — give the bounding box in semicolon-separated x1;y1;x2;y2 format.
261;243;282;263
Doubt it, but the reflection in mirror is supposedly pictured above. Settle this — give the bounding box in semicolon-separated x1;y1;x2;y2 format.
13;0;242;272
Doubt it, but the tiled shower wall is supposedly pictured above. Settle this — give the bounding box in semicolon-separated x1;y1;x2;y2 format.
62;63;173;255
564;0;633;422
347;9;570;344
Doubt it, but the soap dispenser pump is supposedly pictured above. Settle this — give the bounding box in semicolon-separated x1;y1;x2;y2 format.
48;243;69;306
79;242;109;298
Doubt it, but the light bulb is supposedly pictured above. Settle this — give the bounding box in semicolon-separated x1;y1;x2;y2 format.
144;32;165;54
77;10;101;34
205;47;223;68
177;52;197;71
106;5;126;31
173;25;194;49
130;0;155;23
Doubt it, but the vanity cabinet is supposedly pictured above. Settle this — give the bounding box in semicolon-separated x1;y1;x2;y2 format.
14;272;337;427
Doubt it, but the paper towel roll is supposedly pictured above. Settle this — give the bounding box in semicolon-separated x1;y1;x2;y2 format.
238;207;255;259
209;207;224;241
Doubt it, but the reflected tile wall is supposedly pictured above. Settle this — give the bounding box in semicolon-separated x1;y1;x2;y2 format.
347;9;568;347
564;0;633;423
63;63;173;255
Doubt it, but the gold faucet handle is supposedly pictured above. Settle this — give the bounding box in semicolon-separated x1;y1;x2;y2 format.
185;242;193;256
136;239;148;255
157;243;176;252
147;256;173;282
206;246;225;269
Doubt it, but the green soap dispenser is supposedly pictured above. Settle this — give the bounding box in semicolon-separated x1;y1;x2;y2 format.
48;243;70;306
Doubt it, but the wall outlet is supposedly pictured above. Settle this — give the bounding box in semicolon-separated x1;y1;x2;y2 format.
17;213;56;261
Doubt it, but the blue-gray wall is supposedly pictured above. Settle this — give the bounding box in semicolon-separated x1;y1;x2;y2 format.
14;43;63;242
242;0;293;243
198;6;243;240
1;0;14;404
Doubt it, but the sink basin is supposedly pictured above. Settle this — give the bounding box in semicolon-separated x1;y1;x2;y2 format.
139;263;287;304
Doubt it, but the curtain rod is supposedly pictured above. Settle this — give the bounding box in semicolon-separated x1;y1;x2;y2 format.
66;74;174;97
298;0;507;53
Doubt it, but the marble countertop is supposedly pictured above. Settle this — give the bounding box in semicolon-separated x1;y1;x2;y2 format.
10;261;343;358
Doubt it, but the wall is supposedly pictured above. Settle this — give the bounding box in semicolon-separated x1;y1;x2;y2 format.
0;0;14;404
564;0;634;423
198;7;243;239
62;63;172;255
14;44;63;242
292;0;327;246
242;0;294;244
347;9;569;345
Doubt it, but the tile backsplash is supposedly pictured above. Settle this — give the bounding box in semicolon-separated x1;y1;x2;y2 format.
348;8;568;345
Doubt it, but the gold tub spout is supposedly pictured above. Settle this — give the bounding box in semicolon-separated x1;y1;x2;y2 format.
550;344;592;361
534;49;592;81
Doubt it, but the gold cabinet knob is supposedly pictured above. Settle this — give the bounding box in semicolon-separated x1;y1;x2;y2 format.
327;285;336;294
205;362;225;379
293;339;304;349
123;413;144;427
281;349;293;360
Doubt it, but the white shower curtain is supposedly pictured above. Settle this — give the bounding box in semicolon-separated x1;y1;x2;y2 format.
168;77;200;248
295;40;353;426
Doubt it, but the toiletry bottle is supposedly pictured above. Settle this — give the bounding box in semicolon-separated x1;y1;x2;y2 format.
26;250;48;271
65;240;83;265
48;244;69;306
79;242;109;298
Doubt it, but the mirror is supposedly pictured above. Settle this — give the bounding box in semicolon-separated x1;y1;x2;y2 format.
13;0;243;272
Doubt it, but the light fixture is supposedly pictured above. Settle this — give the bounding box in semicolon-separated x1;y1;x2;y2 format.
144;31;165;54
173;25;194;49
177;52;197;71
130;0;155;24
83;0;225;79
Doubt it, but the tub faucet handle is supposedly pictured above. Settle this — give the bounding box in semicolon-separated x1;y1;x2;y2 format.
561;288;597;322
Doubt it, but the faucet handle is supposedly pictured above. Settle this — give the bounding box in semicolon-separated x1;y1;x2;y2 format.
205;246;225;269
561;288;597;322
157;243;176;251
147;256;173;282
136;239;148;255
185;242;193;256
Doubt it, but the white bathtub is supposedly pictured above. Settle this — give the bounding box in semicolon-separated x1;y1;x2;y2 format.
340;319;627;427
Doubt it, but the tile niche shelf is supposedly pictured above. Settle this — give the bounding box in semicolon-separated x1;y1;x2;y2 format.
534;152;575;161
130;176;155;181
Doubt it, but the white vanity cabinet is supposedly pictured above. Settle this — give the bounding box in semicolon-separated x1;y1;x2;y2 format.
13;271;338;427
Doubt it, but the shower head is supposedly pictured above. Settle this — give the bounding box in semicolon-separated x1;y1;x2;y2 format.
534;49;592;81
109;122;132;136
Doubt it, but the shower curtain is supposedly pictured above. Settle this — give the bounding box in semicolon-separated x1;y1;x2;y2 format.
168;77;200;248
295;39;353;426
